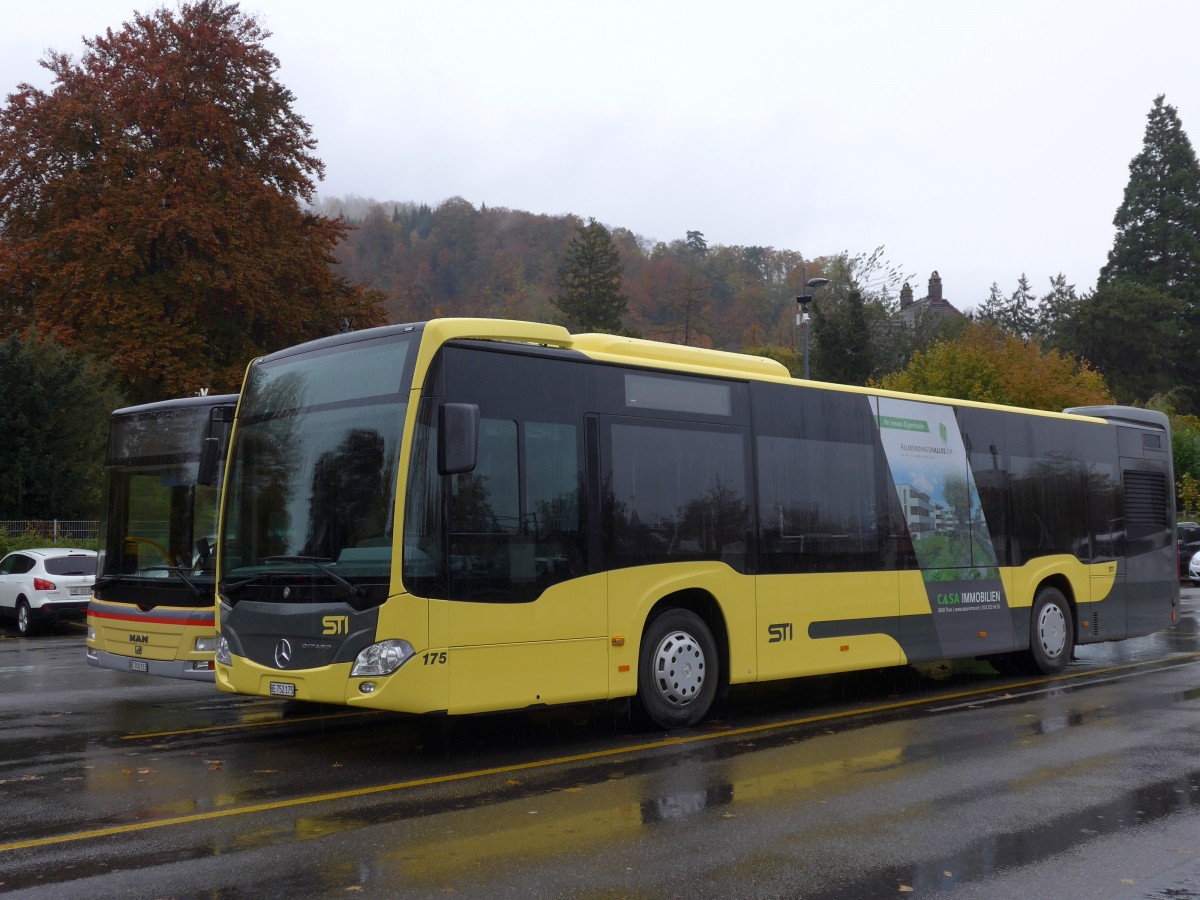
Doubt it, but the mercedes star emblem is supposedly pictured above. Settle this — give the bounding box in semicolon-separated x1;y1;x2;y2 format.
274;638;293;669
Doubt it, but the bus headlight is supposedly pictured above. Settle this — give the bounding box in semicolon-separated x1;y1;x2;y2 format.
195;636;217;653
87;625;96;641
215;636;232;666
351;639;415;677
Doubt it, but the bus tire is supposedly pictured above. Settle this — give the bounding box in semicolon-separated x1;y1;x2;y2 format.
635;609;718;730
1027;586;1073;674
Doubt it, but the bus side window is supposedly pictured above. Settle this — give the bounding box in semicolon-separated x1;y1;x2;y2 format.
752;385;887;575
607;421;749;571
447;418;519;600
756;435;882;574
445;418;585;602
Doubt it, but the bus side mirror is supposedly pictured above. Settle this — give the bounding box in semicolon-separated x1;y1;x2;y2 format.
198;436;221;486
439;403;479;475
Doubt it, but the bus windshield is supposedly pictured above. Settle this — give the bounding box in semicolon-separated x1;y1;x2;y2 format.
218;332;417;605
97;398;233;607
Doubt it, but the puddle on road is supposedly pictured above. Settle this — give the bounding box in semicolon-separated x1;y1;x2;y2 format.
805;769;1200;899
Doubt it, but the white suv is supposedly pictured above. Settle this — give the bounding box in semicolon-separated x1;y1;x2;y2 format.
0;548;96;635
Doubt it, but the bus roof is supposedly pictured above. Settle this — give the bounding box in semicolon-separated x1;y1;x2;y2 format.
111;393;239;419
248;318;1144;427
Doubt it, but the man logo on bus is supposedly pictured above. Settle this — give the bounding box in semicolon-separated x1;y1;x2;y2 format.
322;616;348;636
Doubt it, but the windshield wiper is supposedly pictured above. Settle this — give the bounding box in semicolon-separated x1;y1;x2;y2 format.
220;572;276;596
166;566;203;597
134;565;203;597
261;555;365;598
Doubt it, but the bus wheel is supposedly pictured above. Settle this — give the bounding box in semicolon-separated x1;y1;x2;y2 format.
1028;587;1073;674
635;609;718;730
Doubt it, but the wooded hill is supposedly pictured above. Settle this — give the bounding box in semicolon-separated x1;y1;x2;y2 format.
319;195;818;351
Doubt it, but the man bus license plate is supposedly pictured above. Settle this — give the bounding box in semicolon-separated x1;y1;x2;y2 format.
128;659;148;673
269;681;296;698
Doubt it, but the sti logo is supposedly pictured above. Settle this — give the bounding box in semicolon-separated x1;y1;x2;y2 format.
767;622;794;643
939;422;948;444
322;615;348;636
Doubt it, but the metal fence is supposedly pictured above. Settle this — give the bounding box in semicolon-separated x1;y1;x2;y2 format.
0;520;100;543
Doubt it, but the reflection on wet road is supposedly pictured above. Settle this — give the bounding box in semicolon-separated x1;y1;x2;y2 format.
2;595;1200;897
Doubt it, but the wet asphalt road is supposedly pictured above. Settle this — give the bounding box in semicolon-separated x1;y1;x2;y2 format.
2;595;1200;899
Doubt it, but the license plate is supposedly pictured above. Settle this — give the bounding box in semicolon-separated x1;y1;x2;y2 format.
128;659;149;673
269;681;296;698
70;587;90;596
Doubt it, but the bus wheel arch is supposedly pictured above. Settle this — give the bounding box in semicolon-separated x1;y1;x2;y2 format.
634;590;727;730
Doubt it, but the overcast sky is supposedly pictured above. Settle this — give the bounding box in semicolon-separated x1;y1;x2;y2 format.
5;1;1199;311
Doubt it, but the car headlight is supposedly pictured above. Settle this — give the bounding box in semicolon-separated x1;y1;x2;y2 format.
215;636;232;666
350;639;414;677
194;636;217;653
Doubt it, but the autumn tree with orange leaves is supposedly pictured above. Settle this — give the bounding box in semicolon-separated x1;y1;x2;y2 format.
875;323;1112;411
0;0;385;402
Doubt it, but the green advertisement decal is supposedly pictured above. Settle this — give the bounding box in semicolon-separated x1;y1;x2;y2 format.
875;397;1015;656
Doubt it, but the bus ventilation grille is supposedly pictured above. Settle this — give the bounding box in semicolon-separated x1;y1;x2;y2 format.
1123;470;1168;529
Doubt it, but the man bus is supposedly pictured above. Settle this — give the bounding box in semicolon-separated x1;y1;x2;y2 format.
213;319;1177;729
87;394;236;680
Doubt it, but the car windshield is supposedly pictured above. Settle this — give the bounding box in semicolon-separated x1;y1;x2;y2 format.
219;331;417;604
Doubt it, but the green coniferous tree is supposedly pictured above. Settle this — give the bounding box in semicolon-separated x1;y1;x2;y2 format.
1006;274;1038;340
667;230;710;345
1068;282;1182;403
553;218;628;333
1098;95;1200;405
976;282;1007;326
1036;273;1080;347
1100;95;1200;302
811;288;875;384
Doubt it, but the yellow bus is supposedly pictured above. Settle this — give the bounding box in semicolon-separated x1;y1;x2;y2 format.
213;319;1177;729
87;394;236;680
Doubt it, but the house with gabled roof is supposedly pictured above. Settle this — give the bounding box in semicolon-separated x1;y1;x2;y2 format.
897;271;965;326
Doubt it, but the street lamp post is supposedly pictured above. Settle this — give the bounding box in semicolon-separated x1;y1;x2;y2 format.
796;264;830;380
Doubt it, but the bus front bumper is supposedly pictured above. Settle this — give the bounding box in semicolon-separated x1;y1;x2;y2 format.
87;647;216;681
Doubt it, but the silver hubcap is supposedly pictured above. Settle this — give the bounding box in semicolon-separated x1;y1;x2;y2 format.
1037;603;1066;659
17;605;28;632
652;629;705;707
